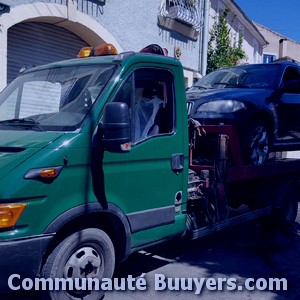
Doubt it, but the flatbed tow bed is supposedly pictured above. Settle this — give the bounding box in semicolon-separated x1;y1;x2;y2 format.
189;124;300;181
187;124;300;239
227;158;300;182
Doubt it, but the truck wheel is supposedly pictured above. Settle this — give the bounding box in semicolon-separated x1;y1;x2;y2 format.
243;119;270;165
186;212;198;232
41;228;115;300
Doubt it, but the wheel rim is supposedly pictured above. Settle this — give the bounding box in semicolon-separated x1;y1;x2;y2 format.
249;125;269;165
63;246;104;297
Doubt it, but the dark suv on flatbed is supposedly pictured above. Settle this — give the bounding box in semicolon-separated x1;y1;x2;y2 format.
187;61;300;164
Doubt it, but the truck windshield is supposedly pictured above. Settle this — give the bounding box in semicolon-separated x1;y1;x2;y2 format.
192;64;281;90
0;64;116;131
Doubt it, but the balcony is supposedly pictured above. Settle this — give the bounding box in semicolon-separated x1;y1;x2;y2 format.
158;0;202;41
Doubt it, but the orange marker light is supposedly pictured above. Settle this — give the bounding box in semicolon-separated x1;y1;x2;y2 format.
0;203;27;228
40;168;59;179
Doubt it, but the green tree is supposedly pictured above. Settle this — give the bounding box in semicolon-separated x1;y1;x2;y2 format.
207;8;247;74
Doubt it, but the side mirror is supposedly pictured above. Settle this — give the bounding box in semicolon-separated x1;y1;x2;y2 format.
100;102;131;152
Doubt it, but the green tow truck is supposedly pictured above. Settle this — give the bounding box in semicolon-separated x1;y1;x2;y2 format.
0;44;299;299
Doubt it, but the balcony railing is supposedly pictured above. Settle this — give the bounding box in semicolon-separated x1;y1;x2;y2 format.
160;0;201;29
158;0;202;40
167;0;200;29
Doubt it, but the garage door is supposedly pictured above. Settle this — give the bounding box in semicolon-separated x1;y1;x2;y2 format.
7;22;89;83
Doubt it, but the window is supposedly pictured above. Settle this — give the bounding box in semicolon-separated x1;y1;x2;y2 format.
20;81;61;118
0;89;18;121
113;68;175;143
0;64;116;131
283;67;299;81
263;54;276;64
282;66;300;93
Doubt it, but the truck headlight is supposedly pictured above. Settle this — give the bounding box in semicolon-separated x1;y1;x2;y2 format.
197;100;246;113
0;203;27;228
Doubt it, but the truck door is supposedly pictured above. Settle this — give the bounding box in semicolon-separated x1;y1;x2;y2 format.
103;66;187;246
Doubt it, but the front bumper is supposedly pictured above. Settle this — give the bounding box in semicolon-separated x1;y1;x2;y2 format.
0;234;54;291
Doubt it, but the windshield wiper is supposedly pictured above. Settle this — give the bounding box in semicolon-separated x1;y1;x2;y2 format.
213;82;239;87
236;85;252;88
213;82;230;85
194;85;207;90
0;118;43;131
213;82;252;88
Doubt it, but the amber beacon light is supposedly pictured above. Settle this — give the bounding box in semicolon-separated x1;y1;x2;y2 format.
77;46;93;58
78;43;118;58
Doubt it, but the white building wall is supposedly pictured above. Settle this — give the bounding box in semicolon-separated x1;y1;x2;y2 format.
77;0;202;70
0;0;267;91
0;0;203;90
209;0;264;65
255;23;300;62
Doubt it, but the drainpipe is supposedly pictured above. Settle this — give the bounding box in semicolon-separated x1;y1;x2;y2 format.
201;0;210;76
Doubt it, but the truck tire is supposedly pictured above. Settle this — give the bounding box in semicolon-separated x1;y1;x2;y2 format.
186;212;198;232
41;228;115;300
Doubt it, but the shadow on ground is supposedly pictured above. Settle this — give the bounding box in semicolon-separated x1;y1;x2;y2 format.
2;218;300;299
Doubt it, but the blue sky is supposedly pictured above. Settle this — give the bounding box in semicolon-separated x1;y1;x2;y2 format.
234;0;300;42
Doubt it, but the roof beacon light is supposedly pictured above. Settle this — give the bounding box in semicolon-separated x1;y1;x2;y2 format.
78;43;118;58
94;43;118;56
77;47;93;58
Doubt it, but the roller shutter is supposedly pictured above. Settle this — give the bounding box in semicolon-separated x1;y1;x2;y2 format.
7;22;89;83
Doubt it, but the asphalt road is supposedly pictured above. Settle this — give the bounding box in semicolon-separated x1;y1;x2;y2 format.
3;209;300;300
106;210;300;300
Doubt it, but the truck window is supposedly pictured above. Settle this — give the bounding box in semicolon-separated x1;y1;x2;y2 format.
113;68;175;143
282;66;300;93
20;81;61;118
0;89;18;120
0;64;116;131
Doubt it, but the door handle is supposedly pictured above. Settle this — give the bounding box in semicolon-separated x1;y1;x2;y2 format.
171;153;184;174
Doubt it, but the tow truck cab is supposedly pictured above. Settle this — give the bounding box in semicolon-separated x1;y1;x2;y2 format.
0;44;189;295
